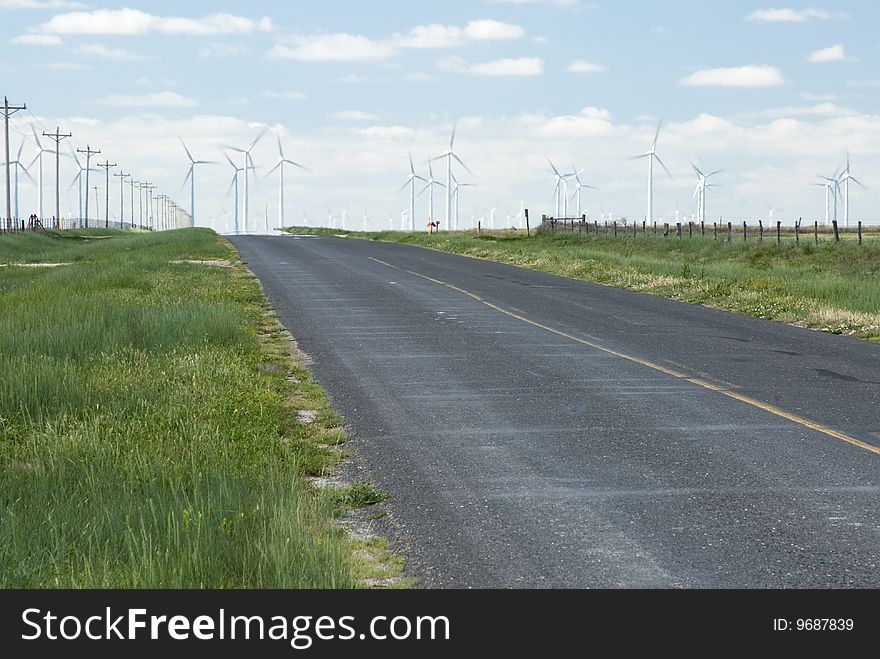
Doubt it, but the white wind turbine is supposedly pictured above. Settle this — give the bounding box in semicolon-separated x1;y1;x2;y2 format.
548;159;565;218
630;122;671;224
6;140;34;221
68;150;95;228
267;133;308;230
419;159;446;228
223;152;243;233
180;138;214;226
569;168;596;218
450;170;476;230
398;152;427;232
362;208;369;232
29;127;53;220
812;175;837;226
691;161;722;224
838;153;865;228
223;129;266;233
432;120;472;231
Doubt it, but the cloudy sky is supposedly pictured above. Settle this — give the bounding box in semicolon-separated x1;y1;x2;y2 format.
1;0;879;231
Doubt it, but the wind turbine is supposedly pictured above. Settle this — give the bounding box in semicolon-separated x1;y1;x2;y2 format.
838;153;865;228
548;159;564;218
223;128;266;233
28;127;53;221
399;152;427;232
6;140;34;221
223;152;243;233
569;168;596;218
630;122;671;224
180;138;214;227
362;208;369;232
450;170;476;230
812;177;836;226
419;159;446;228
267;133;308;230
690;161;722;224
432;120;471;231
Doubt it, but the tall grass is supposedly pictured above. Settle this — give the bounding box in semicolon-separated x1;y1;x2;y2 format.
0;229;354;588
285;225;880;341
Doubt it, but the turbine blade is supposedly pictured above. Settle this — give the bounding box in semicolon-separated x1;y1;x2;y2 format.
706;169;724;178
409;151;415;175
546;157;561;175
181;167;192;190
653;121;663;149
398;180;411;194
285;159;309;172
179;137;194;163
654;153;673;178
450;120;457;150
248;127;268;152
452;153;472;174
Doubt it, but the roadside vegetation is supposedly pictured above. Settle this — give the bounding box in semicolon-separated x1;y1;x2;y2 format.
284;225;880;342
0;228;394;588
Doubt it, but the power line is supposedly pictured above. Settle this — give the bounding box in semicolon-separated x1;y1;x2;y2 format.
114;170;129;229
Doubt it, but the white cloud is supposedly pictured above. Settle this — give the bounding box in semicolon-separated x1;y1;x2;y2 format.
263;91;307;100
392;19;523;49
331;111;380;121
534;106;614;138
679;65;784;87
36;9;273;35
97;92;198;108
46;61;89;70
358;126;415;139
470;57;543;76
268;33;394;61
746;8;848;22
12;33;62;44
801;92;836;101
0;0;85;8
75;43;145;60
198;42;246;58
566;59;604;73
808;44;848;63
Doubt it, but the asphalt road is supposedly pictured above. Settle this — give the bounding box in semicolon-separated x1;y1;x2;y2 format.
231;234;880;588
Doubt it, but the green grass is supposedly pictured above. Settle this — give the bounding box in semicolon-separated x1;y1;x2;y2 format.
283;225;880;342
0;228;369;588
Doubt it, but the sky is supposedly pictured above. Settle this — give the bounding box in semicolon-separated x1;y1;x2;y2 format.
2;0;880;231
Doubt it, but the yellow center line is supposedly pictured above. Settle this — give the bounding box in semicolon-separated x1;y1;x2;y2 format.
368;256;880;457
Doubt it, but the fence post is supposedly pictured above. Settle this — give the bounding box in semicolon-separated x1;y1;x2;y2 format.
613;221;617;237
832;220;839;242
701;221;705;237
594;220;598;234
642;220;647;237
663;222;669;237
653;221;657;237
727;221;732;242
759;220;763;243
713;222;717;240
814;221;818;245
688;221;693;238
777;221;781;245
676;222;681;239
858;220;863;245
477;221;481;235
795;220;799;243
743;221;747;241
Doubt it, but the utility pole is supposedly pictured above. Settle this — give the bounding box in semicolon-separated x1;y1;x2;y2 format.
93;186;100;223
138;182;149;229
3;96;27;230
42;127;71;229
76;145;100;228
97;159;116;228
114;171;129;229
129;179;138;229
145;184;157;230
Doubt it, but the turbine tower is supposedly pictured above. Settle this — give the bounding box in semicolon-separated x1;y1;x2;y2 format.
838;153;865;228
419;160;446;228
432;120;471;231
691;162;722;224
6;141;34;221
223;129;266;233
450;170;476;230
180;138;214;227
631;122;671;224
398;152;427;232
267;133;308;230
223;152;243;233
569;167;596;218
29;127;53;221
548;159;564;218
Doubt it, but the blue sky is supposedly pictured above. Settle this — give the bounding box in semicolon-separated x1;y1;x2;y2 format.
2;0;879;230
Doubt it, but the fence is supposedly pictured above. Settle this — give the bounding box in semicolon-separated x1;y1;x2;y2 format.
2;217;152;234
540;215;873;246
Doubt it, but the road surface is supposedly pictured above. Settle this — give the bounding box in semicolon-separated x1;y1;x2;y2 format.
231;234;880;588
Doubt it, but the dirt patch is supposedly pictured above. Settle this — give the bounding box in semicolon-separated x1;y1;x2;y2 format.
297;409;319;424
170;259;233;267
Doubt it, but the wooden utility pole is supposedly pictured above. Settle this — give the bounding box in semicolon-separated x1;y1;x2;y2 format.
114;171;129;229
76;145;100;228
3;97;27;230
97;159;117;228
42;127;71;229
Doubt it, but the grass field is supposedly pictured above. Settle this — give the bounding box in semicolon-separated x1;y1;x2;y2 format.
284;225;880;342
0;228;383;588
